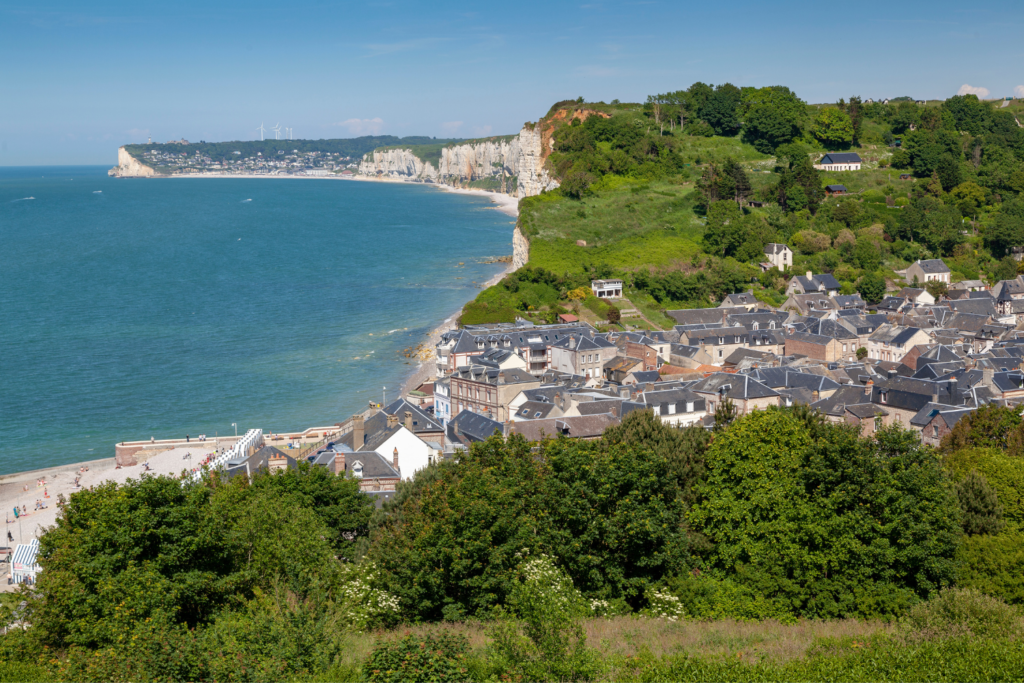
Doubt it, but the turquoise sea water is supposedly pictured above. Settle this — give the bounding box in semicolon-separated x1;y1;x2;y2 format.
0;167;512;475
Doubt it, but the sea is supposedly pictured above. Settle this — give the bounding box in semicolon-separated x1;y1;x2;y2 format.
0;167;513;475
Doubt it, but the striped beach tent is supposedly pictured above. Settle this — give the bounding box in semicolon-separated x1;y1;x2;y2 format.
11;538;40;585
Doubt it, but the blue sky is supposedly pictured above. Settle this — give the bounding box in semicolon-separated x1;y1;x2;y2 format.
2;0;1023;165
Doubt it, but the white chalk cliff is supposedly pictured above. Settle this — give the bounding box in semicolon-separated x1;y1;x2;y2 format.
358;125;558;199
109;147;156;177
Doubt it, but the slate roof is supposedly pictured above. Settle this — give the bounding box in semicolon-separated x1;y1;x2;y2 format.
349;450;401;480
834;294;866;308
913;259;951;274
947;299;996;317
820;152;863;164
381;398;444;433
765;242;791;256
666;308;725;326
508;413;620;441
825;184;848;192
515;401;560;420
722;292;759;306
691;373;779;399
909;403;976;429
629;370;662;383
575;399;623;417
450;410;505;442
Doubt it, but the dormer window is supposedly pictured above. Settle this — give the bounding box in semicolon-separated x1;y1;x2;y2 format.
352;461;364;478
752;323;759;330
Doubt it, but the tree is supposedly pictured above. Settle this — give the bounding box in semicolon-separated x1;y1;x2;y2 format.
703;83;743;135
713;398;738;431
369;434;690;618
811;108;854;147
856;347;868;360
950;181;986;218
847;96;864;146
560;170;595;199
936;153;963;191
956;471;1005;536
854;237;882;271
741;86;806;153
723;158;752;204
939;403;1024;453
985;212;1024;258
602;409;710;506
925;279;948;300
688;412;962;618
702;200;745;257
858;270;887;303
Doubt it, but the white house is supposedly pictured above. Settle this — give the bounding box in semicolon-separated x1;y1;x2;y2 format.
906;259;951;285
763;243;793;271
814;152;863;171
372;425;441;481
591;279;623;299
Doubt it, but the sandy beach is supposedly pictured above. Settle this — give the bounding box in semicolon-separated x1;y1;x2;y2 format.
1;444;219;589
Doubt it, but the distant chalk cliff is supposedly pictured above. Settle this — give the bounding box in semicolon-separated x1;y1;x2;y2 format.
357;124;559;199
109;147;157;177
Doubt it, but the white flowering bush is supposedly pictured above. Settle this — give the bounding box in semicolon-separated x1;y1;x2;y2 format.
645;589;686;622
488;551;598;681
334;561;401;631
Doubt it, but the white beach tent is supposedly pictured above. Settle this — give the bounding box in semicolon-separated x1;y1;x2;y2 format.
11;538;40;585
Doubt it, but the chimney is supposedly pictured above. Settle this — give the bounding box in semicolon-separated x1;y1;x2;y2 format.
334;450;346;475
352;414;364;449
812;389;820;402
393;447;400;472
983;366;994;387
864;379;873;397
404;410;413;431
806;270;813;280
387;413;399;429
887;369;897;379
932;384;939;404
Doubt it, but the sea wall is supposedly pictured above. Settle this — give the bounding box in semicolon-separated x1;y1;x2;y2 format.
358;124;558;199
109;147;157;177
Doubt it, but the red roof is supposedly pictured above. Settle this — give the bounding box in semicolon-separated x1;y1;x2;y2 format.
558;314;579;323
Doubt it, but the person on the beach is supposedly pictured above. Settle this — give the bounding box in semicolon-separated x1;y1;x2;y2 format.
6;530;12;543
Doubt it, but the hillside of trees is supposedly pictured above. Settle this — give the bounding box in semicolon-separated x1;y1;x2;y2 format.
461;88;1024;325
3;407;1024;680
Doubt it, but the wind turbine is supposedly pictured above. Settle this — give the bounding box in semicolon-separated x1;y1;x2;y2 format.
271;123;281;140
256;122;266;141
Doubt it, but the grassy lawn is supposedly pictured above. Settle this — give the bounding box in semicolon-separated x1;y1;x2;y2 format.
521;180;705;274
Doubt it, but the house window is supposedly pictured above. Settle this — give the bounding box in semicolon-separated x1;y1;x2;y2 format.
933;425;939;438
352;461;364;478
686;401;694;412
718;349;723;358
668;404;676;414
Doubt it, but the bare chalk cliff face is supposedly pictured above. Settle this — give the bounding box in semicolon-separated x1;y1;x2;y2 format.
109;147;156;177
513;124;558;199
358;125;558;199
512;225;530;270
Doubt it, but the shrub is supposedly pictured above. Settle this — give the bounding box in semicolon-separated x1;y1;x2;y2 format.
956;471;1004;536
790;229;831;254
487;554;597;682
958;531;1024;604
363;632;469;683
904;588;1023;640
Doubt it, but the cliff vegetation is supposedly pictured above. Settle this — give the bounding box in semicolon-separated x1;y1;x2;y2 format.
464;89;1024;326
